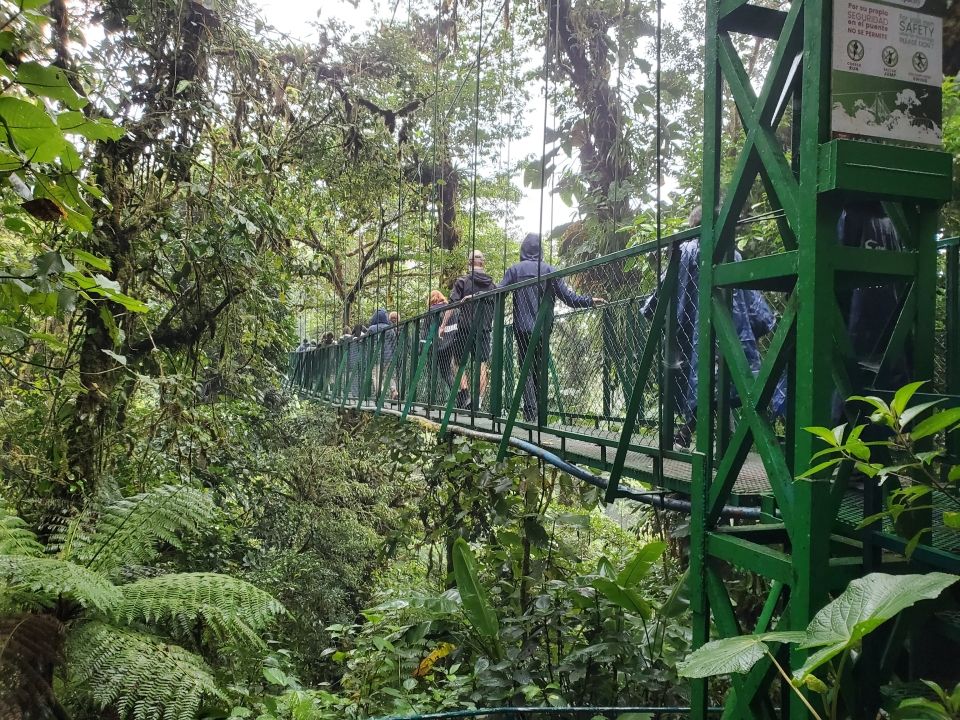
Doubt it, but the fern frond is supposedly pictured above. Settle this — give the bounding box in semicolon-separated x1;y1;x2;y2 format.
0;613;64;720
66;485;216;574
113;572;284;650
0;555;120;612
0;504;44;557
65;621;226;720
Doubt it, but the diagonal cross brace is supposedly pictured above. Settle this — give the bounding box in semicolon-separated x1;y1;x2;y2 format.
497;294;555;461
402;318;440;420
711;293;797;528
605;249;681;502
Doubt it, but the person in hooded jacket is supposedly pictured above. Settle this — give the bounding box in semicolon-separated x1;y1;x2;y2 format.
641;205;787;447
501;233;606;423
441;250;497;408
367;308;399;398
833;201;909;424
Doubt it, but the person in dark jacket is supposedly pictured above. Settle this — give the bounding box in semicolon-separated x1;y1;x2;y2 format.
501;233;605;422
367;308;398;398
642;205;786;447
441;250;497;408
833;202;909;423
347;324;365;397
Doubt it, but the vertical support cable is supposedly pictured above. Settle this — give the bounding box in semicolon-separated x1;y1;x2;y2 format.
654;0;664;464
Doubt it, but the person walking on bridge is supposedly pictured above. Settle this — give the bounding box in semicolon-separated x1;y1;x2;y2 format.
441;250;497;409
501;233;605;423
367;308;398;399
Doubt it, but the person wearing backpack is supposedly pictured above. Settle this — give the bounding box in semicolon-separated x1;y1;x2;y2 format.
441;251;497;409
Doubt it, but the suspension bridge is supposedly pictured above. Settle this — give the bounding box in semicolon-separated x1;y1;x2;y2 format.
288;0;960;717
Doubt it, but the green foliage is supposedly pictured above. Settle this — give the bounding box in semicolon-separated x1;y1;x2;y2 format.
0;486;284;720
679;573;959;719
66;621;226;720
795;573;958;679
451;537;501;649
306;426;691;718
0;503;44;556
0;554;121;612
62;485;217;574
894;680;960;720
113;573;285;651
801;382;960;555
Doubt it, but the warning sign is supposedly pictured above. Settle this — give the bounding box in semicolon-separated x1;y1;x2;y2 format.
831;0;944;145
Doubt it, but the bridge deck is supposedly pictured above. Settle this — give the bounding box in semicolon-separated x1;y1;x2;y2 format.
351;399;960;559
367;400;774;499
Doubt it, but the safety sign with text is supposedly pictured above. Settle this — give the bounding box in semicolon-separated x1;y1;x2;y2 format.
831;0;943;145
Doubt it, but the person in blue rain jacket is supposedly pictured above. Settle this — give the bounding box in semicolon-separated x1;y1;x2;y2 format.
644;206;787;447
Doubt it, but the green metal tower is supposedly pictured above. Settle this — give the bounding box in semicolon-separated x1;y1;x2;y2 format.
691;0;953;717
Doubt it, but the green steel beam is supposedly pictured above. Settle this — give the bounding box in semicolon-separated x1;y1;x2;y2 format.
605;251;679;502
818;140;954;202
712;251;798;290
711;295;796;524
497;295;555;461
706;534;792;585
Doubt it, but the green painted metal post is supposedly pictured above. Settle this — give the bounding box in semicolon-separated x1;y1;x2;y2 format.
497;296;554;461
602;305;613;423
946;246;960;469
605;253;679;503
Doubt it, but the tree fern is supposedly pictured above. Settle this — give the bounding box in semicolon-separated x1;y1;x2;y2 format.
61;485;216;574
0;613;64;720
0;555;120;612
113;572;285;650
0;493;282;719
66;621;226;720
0;504;44;557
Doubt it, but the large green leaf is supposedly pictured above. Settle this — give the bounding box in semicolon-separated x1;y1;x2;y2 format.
0;555;120;612
677;631;806;678
451;538;499;639
592;578;653;619
57;111;125;141
16;62;86;109
910;407;960;441
0;97;62;151
795;572;958;679
616;541;666;587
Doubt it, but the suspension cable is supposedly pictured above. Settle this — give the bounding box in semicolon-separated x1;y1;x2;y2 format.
655;0;664;447
428;0;442;309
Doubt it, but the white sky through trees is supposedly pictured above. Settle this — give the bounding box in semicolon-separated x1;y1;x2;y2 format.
254;0;575;241
254;0;685;251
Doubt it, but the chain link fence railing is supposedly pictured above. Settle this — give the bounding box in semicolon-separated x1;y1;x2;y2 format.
288;233;960;493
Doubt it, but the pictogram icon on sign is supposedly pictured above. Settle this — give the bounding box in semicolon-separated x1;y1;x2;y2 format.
847;39;865;62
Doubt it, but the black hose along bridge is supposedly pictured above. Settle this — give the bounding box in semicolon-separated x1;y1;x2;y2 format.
287;0;960;716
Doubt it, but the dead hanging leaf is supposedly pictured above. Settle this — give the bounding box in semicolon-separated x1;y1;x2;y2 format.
21;198;65;222
414;642;455;677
